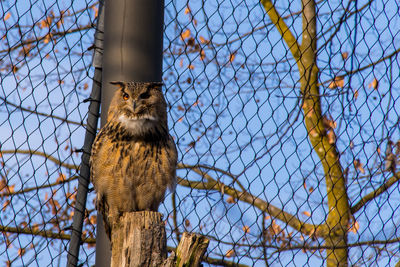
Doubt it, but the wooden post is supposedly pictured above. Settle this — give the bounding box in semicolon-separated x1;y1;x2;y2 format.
111;211;166;267
110;211;209;267
175;232;210;267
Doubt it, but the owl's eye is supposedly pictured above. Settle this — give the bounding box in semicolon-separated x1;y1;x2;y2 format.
122;93;130;100
139;92;150;99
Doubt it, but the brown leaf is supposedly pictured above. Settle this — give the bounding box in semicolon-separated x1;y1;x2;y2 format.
341;52;348;60
225;249;235;258
353;159;365;174
329;76;344;89
226;196;236;204
4;12;11;21
12;65;19;73
8;184;15;193
242;225;250;234
199;36;207;44
354;90;359;100
2;200;10;210
185;219;191;227
350;141;354;149
349;221;359;233
199;49;205;60
184;6;191;14
181;29;191;40
91;6;98;17
368;78;379;90
43;33;52;44
229;53;236;63
89;215;97;225
303;211;311;217
18;248;26;257
56;173;66;183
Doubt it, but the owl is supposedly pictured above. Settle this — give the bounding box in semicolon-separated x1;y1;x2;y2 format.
90;81;177;239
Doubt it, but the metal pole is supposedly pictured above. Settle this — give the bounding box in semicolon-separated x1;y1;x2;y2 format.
66;1;104;266
96;0;165;266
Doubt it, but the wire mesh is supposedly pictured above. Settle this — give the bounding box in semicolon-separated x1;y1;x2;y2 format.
1;0;400;266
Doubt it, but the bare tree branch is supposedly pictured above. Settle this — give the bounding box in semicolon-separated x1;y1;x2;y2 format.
0;96;85;127
351;171;400;214
0;149;79;170
177;177;328;238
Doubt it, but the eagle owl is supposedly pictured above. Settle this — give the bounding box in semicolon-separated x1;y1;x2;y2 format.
90;81;177;239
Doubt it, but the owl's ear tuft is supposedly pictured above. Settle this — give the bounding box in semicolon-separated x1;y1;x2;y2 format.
148;82;163;90
110;81;126;89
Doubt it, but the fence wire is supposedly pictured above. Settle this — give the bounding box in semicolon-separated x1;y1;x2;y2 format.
1;0;400;266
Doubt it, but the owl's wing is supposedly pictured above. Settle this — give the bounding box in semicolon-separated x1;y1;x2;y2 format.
167;134;178;192
97;194;112;240
89;127;112;240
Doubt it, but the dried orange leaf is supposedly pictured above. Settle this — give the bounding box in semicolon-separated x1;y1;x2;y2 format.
229;53;236;63
341;52;348;60
188;64;195;70
368;78;379;90
4;12;11;21
329;76;344;89
18;248;26;257
91;6;99;17
199;36;207;44
349;221;359;233
225;249;235;258
200;49;205;60
181;29;191;40
56;173;66;183
226;196;236;204
353;159;365;174
303;211;311;217
185;219;191;227
184;6;191;14
89;215;97;225
2;200;10;210
43;33;52;44
354;90;359;100
242;225;250;234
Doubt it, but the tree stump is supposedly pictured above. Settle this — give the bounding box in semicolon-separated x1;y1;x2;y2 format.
111;211;166;267
175;232;210;267
110;211;209;267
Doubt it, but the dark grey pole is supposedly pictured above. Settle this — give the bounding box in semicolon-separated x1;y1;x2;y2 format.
66;1;104;266
96;0;165;266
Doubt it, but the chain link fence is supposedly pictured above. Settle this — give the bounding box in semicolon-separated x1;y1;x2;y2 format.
1;0;400;266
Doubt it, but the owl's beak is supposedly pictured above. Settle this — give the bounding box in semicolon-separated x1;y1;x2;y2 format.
132;101;137;111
